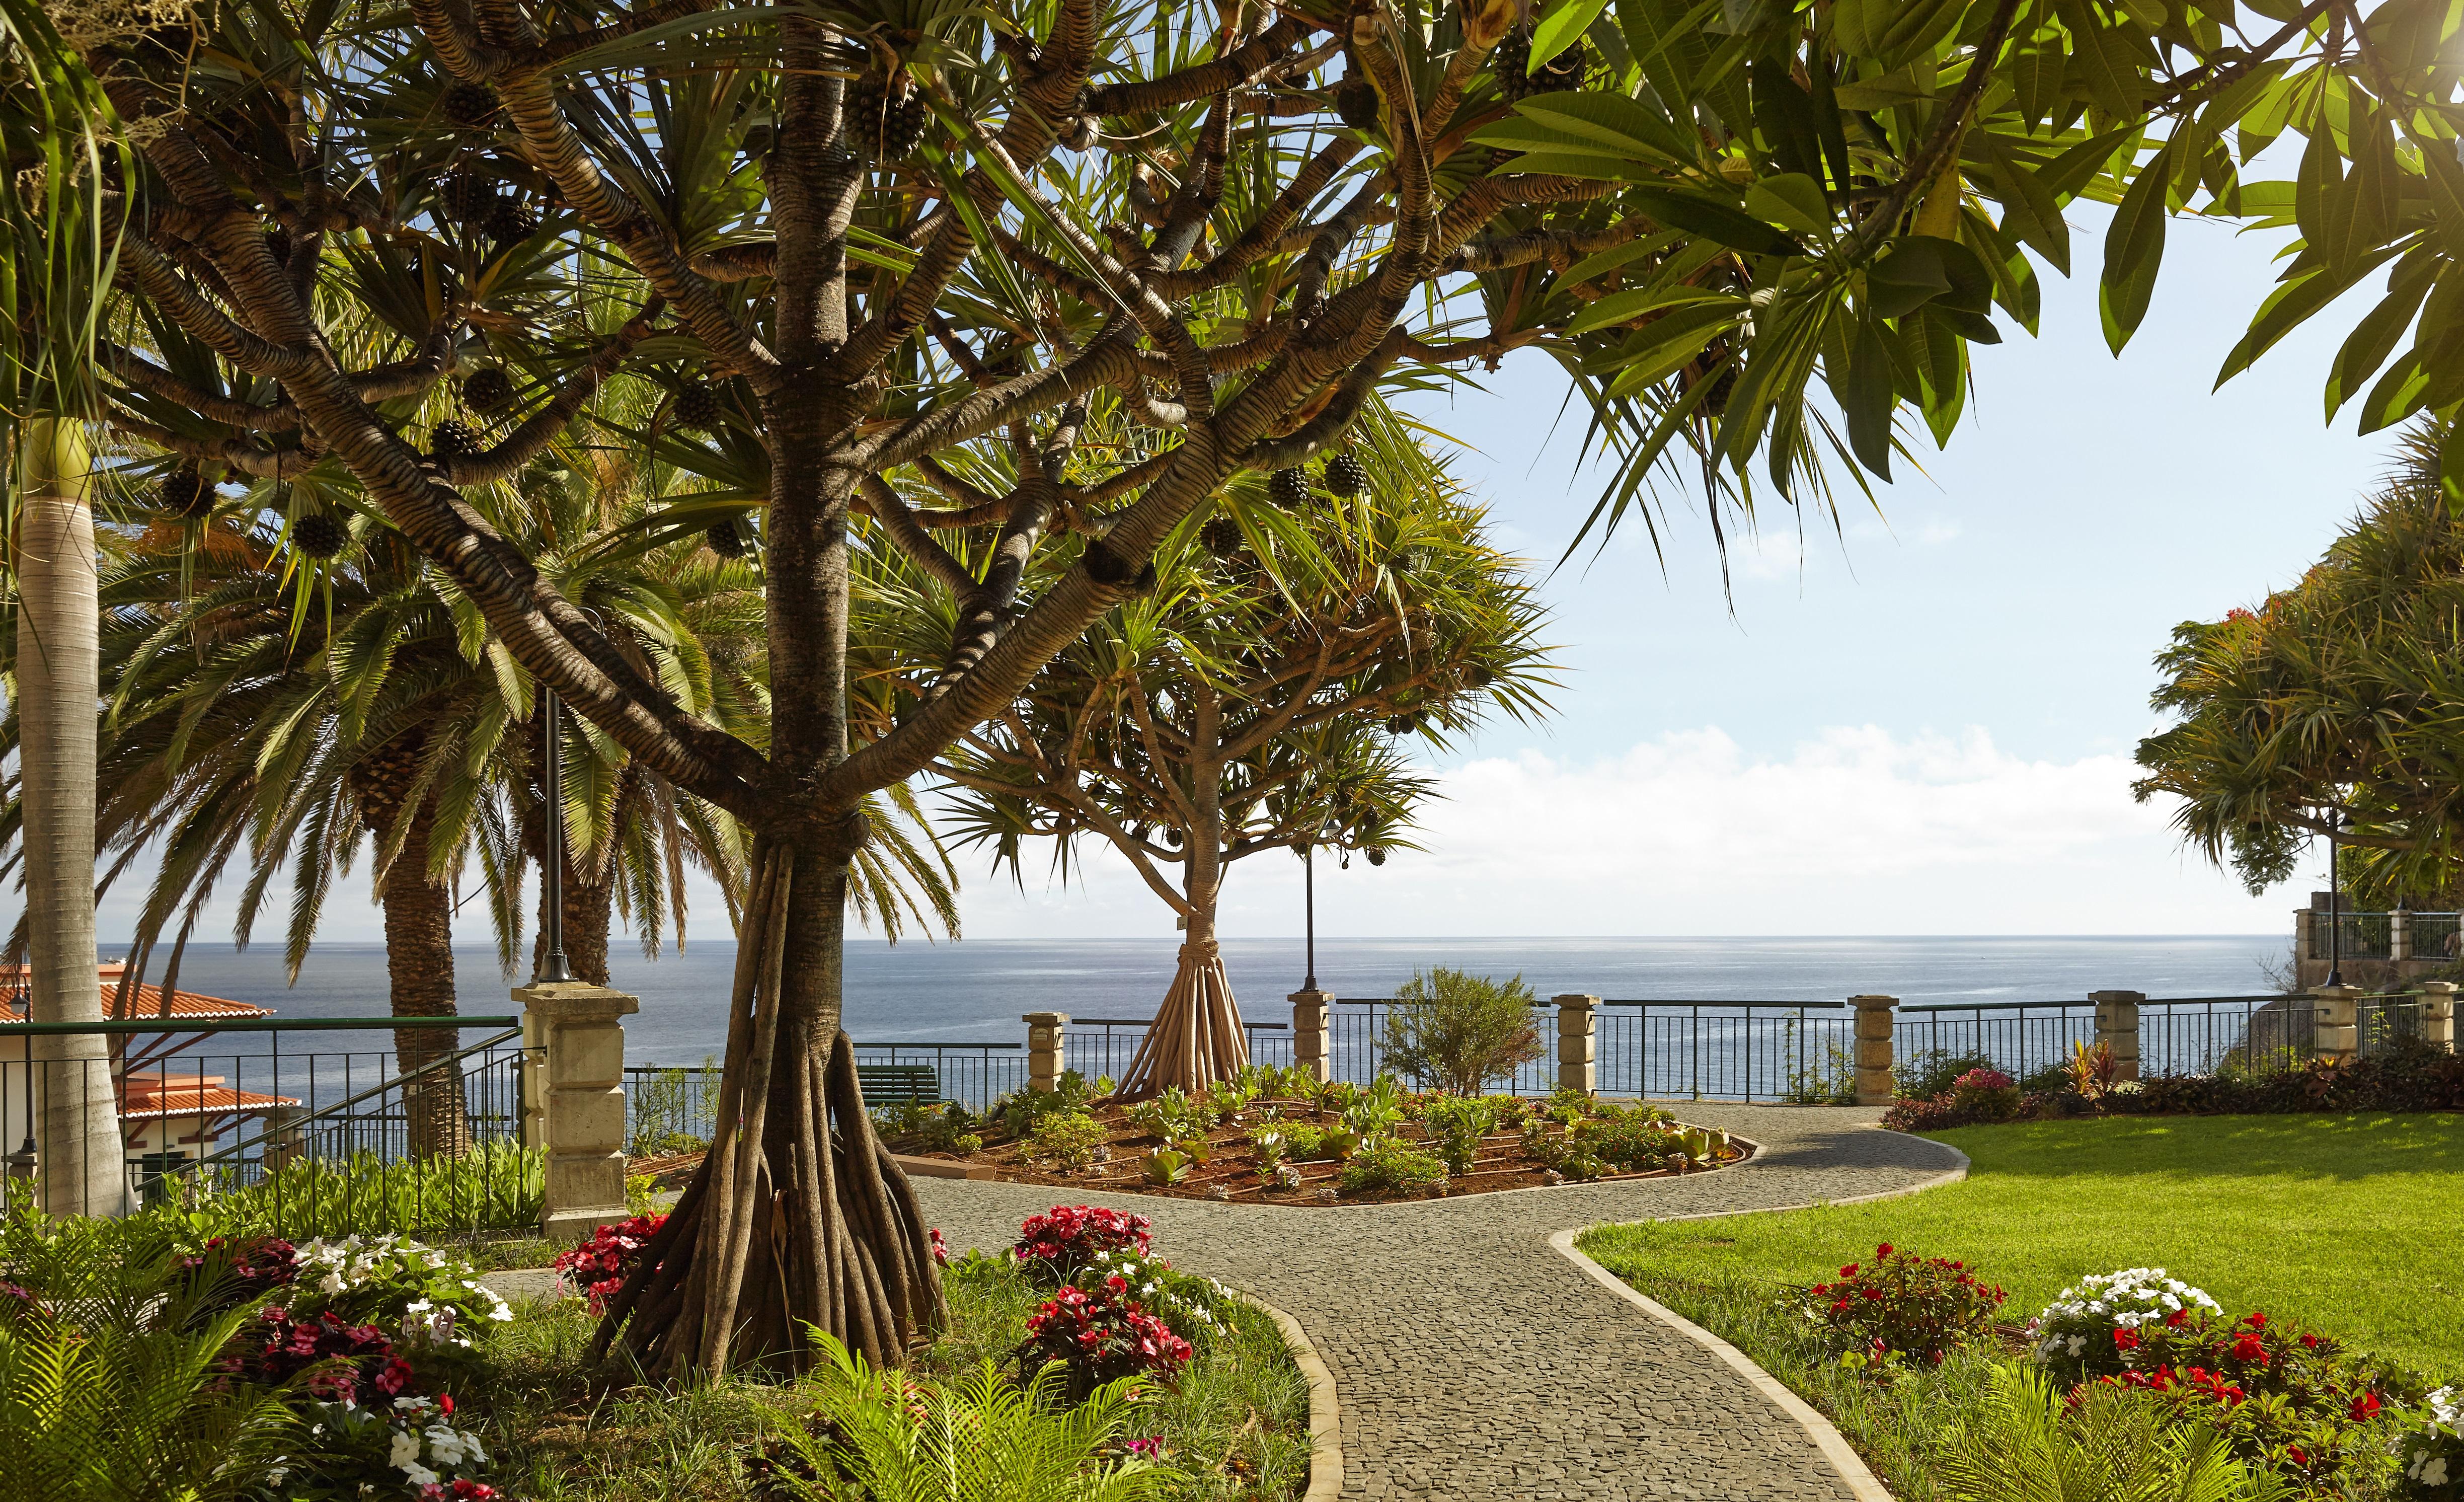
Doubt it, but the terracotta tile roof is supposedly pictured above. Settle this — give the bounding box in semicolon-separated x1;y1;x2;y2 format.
117;1074;300;1119
0;964;271;1022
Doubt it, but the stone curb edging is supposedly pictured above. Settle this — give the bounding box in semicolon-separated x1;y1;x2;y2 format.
1550;1229;1893;1502
1225;1287;1344;1502
1539;1129;1977;1502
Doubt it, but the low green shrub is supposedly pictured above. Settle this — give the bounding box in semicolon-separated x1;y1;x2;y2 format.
1336;1139;1447;1196
1380;968;1544;1095
992;1070;1100;1139
1024;1109;1108;1170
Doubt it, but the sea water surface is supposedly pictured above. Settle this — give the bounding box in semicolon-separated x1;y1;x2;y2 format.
141;934;2288;1065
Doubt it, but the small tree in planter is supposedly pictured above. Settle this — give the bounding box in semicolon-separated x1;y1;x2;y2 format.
1380;967;1545;1096
927;422;1553;1096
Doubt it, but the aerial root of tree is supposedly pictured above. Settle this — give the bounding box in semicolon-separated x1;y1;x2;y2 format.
593;844;944;1377
1116;937;1251;1099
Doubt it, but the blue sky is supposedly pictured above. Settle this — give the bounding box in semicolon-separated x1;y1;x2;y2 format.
82;204;2385;949
972;203;2381;943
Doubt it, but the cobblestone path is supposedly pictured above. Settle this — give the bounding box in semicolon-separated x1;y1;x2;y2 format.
913;1104;1963;1502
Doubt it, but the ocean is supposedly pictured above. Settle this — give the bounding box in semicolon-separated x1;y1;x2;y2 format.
134;934;2288;1066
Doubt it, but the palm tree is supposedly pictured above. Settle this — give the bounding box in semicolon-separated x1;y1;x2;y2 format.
926;407;1554;1095
1;0;129;1214
6;409;957;1155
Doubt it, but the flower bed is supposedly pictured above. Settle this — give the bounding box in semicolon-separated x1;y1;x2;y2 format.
1585;1227;2453;1502
878;1067;1750;1203
485;1205;1313;1500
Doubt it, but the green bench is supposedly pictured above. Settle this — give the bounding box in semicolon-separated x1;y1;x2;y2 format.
856;1063;942;1108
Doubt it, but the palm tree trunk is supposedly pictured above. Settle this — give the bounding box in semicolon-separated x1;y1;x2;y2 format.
383;800;470;1157
16;418;125;1215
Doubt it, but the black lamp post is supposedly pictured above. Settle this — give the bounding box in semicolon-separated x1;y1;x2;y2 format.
1301;817;1339;992
537;691;576;984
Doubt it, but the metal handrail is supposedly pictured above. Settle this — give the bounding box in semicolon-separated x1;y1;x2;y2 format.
0;1014;518;1037
184;1025;526;1173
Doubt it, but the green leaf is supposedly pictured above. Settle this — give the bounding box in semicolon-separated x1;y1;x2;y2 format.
2057;0;2143;120
2355;350;2429;434
2419;149;2464;260
1873;0;1974;68
1567;285;1749;336
2012;42;2064;130
1869;238;1952;319
2323;250;2436;420
2441;413;2464;516
1831;317;1898;479
1833;67;1936;111
1533;0;1616;71
1975;135;2072;274
1628;186;1806;256
1743;173;1828;234
1497;91;1699;166
2213;243;2403;388
1560;231;1680;287
2100;140;2173;353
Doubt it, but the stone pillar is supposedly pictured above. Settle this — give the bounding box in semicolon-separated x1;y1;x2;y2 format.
516;981;639;1246
2391;910;2413;962
2309;985;2361;1064
1023;1012;1068;1092
2090;990;2144;1083
1554;994;1599;1097
2293;909;2313;962
1289;990;1332;1083
2418;981;2456;1054
1851;996;1896;1105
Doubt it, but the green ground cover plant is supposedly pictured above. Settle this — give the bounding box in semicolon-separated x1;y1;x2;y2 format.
1585;1115;2462;1381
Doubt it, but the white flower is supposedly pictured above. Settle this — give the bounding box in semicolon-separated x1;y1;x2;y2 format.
389;1431;421;1468
2067;1336;2086;1357
320;1272;347;1295
402;1461;439;1487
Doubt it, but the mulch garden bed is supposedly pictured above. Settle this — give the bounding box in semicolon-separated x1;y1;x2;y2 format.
883;1093;1754;1205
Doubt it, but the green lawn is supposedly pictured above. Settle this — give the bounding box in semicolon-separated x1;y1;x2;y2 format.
1581;1113;2463;1381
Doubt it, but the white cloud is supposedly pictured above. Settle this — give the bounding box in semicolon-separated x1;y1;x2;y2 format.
955;725;2296;938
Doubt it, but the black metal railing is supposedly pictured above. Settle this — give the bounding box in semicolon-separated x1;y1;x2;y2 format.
0;1015;534;1231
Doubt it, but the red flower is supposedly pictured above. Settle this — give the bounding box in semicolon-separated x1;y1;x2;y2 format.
2165;1308;2189;1328
2350;1392;2381;1422
2113;1328;2140;1351
1875;1243;1893;1258
440;1394;454;1416
1839;1264;1859;1278
2287;1447;2308;1467
2244;1313;2267;1330
2300;1333;2321;1349
2229;1333;2266;1363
